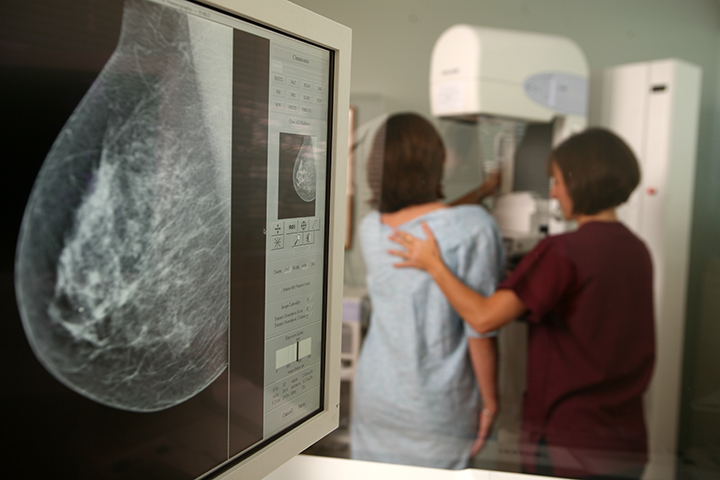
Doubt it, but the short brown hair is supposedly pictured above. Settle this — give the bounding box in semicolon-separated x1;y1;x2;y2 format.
367;113;445;213
550;128;640;215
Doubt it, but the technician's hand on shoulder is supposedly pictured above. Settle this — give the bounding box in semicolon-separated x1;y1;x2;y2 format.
388;222;442;272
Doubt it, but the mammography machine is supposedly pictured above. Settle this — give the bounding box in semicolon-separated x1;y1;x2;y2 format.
429;24;590;471
430;24;589;257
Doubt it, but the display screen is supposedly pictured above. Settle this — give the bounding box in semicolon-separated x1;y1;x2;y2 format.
1;0;333;477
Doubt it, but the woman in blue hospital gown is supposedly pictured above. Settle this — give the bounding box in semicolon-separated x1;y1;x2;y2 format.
350;113;504;469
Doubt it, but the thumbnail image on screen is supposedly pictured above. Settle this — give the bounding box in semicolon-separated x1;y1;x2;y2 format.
278;133;317;218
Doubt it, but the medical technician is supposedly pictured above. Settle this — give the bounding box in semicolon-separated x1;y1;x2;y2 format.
390;128;655;479
351;113;504;469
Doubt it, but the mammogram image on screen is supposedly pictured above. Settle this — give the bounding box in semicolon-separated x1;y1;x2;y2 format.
14;0;232;412
293;135;317;202
278;132;317;219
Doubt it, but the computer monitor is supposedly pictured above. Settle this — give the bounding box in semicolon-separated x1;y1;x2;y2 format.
0;0;350;478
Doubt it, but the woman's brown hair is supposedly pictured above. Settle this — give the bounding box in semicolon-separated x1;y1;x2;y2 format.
367;113;445;213
550;128;640;215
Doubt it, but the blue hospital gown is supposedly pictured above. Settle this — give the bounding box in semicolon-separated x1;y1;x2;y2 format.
350;205;504;469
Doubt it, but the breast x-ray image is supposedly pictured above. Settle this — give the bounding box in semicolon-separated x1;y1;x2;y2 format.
14;0;232;412
292;135;318;202
278;132;317;219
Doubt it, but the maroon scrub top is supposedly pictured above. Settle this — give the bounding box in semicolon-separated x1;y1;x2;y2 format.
499;221;655;478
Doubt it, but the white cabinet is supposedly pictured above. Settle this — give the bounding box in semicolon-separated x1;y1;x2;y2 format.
589;58;702;479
